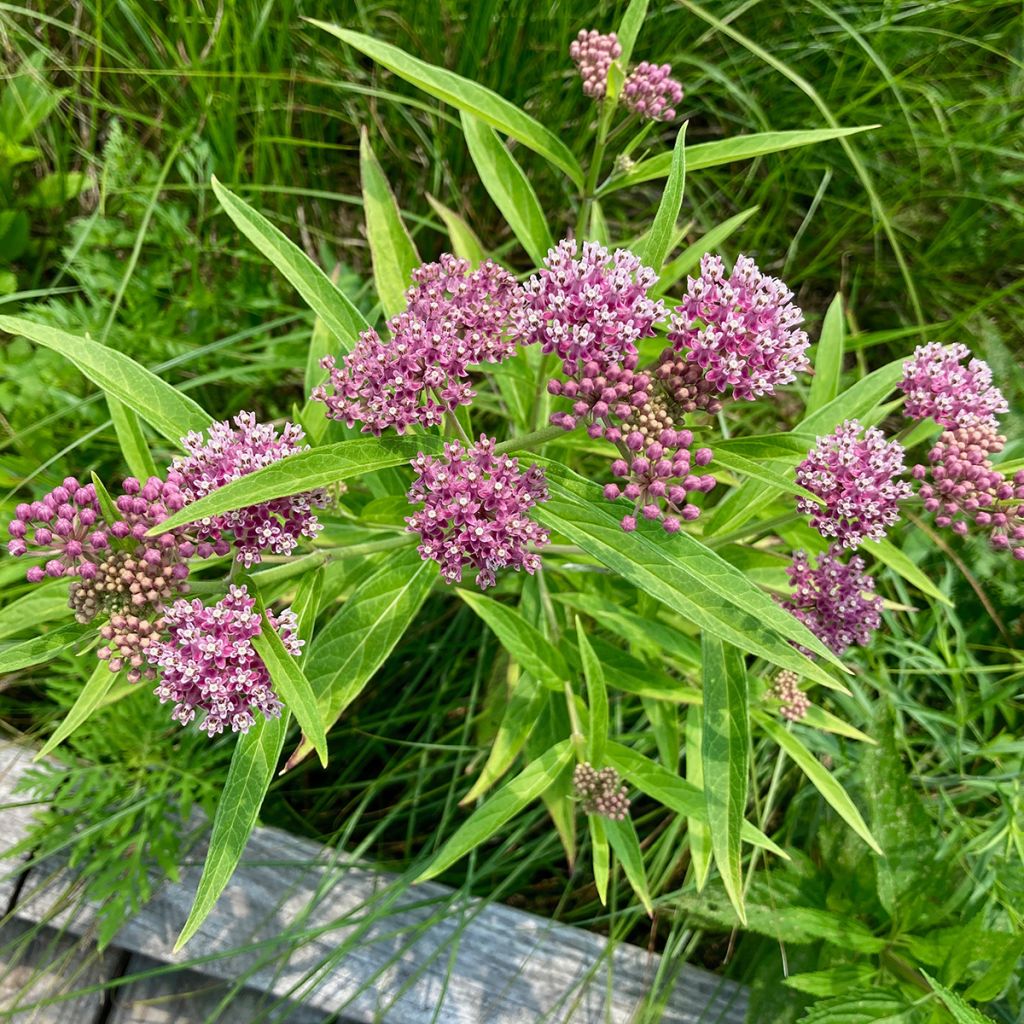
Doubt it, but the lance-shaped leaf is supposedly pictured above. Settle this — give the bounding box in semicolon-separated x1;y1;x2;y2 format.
426;194;486;265
605;816;653;916
806;293;845;413
0;316;209;445
37;661;121;759
0;622;91;673
0;581;73;642
589;816;610;905
310;23;584;187
654;205;759;296
639;122;686;274
685;706;713;889
576;618;609;768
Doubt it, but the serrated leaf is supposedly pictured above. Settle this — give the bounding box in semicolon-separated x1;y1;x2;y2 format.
807;294;845;413
313;24;584;187
605;816;653;916
36;661;120;759
360;129;419;318
0;316;210;445
461;113;553;268
212;177;369;350
576;618;608;767
286;549;434;770
639;122;686;273
784;965;876;997
174;712;288;950
797;989;917;1023
702;634;749;923
0;622;91;672
152;436;443;535
416;739;574;881
457;589;567;690
756;712;881;854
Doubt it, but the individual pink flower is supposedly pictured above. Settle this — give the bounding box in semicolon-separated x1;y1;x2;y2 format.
406;436;549;590
780;546;882;657
569;30;621;99
313;256;525;435
622;61;683;121
899;342;1007;431
913;417;1024;560
146;584;300;735
172;412;328;567
796;420;912;548
668;254;811;404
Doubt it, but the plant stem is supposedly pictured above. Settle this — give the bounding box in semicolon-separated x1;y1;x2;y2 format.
576;97;616;239
494;424;570;454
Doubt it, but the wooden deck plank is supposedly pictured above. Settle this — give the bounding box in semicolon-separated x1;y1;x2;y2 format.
0;743;40;911
0;919;120;1023
0;740;748;1024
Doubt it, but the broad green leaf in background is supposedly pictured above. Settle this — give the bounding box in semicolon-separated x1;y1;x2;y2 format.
36;661;120;759
639;122;687;274
654;205;759;296
0;622;91;673
756;712;881;853
359;129;420;318
685;705;713;889
806;294;845;414
922;971;999;1024
416;739;575;881
605;741;785;857
0;316;210;445
605;816;653;916
108;397;158;480
701;634;749;923
599;126;877;196
589;815;610;905
174;711;289;950
313;24;584;188
0;581;73;642
461;112;553;268
212;177;369;350
575;618;608;767
153;436;444;534
871;538;953;607
533;463;848;690
426;195;486;265
796;990;919;1023
287;549;435;770
0;54;62;143
457;589;567;690
250;598;327;768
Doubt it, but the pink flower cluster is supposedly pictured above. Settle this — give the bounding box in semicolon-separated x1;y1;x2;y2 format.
780;546;882;657
669;254;811;403
569;30;621;99
622;61;684;121
146;584;299;735
172;412;328;567
313;256;524;435
796;420;912;548
406;436;549;590
899;342;1007;430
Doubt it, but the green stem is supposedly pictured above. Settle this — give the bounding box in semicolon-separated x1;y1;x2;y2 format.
494;424;570;454
576;97;616;239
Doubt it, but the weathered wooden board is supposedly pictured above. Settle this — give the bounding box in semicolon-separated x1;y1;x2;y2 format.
0;739;748;1024
0;743;39;911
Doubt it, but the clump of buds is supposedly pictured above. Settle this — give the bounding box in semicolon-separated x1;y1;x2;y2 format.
573;762;631;821
769;669;810;722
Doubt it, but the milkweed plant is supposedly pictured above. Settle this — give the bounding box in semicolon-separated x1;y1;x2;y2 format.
2;9;1021;978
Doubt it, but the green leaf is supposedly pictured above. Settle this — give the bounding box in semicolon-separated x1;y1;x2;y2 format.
0;56;61;142
152;436;443;535
291;564;325;641
639;122;686;274
0;316;210;446
311;24;584;188
359;129;419;318
710;445;823;505
426;194;486;265
605;816;653;916
287;549;434;771
458;589;567;690
416;739;575;881
871;538;953;608
783;965;876;997
654;205;759;296
0;622;91;672
575;618;608;767
797;989;917;1023
615;0;650;67
107;397;158;480
701;635;749;923
89;472;121;528
685;705;713;889
0;580;73;641
589;815;610;905
211;176;369;351
756;712;881;853
461;113;553;268
605;741;785;857
806;294;845;414
599;127;877;196
174;712;288;950
37;661;120;759
250;598;328;769
29;171;89;208
533;462;848;690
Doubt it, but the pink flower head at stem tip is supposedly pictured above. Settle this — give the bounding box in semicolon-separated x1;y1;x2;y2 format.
172;412;328;567
899;342;1008;431
312;255;525;435
146;583;301;736
668;253;811;405
796;419;912;548
406;436;549;590
569;29;621;99
622;61;684;121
